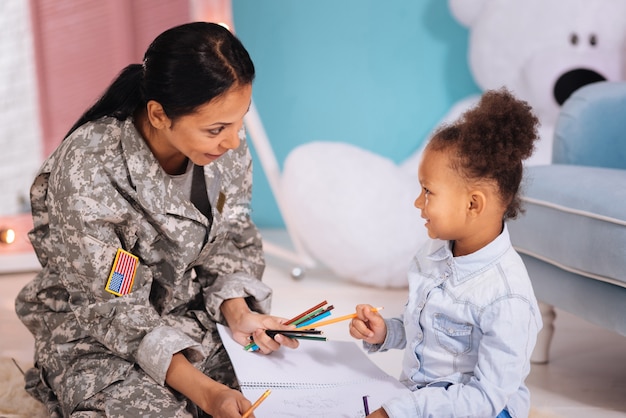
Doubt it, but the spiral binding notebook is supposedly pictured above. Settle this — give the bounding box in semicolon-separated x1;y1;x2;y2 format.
217;324;409;417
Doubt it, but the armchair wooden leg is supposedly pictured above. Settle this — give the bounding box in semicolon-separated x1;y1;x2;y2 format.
531;302;556;364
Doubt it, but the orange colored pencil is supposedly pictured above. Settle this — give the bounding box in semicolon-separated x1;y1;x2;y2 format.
242;389;271;418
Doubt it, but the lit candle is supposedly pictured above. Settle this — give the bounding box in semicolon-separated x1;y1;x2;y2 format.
0;228;16;244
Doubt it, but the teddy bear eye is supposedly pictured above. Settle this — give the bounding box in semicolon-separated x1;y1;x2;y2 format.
569;33;578;45
589;34;597;46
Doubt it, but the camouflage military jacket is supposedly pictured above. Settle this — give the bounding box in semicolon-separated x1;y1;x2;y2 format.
16;117;270;414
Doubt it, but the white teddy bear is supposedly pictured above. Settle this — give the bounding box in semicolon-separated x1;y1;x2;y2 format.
440;0;626;166
278;0;626;288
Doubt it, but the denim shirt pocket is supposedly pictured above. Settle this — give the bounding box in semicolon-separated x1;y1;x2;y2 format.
433;313;473;355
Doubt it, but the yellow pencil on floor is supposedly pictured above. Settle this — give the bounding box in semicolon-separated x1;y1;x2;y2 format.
295;307;383;330
242;389;271;418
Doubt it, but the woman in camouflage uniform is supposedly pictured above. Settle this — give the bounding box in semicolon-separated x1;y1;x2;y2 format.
15;22;297;418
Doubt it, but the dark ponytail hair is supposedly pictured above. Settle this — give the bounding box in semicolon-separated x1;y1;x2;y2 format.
65;22;255;138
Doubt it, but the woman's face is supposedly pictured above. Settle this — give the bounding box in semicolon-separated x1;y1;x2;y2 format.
151;84;252;172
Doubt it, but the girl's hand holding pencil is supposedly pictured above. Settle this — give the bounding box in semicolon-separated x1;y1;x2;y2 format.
349;304;388;346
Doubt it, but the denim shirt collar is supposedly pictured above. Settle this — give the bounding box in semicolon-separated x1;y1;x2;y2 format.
426;224;512;285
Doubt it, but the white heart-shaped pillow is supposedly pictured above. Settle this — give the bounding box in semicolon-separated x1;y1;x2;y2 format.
280;141;428;288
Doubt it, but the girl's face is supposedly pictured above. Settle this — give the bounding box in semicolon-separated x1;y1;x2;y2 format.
149;84;252;172
414;146;471;242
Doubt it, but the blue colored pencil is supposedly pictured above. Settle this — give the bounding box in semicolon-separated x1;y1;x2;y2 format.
296;310;332;327
292;307;327;326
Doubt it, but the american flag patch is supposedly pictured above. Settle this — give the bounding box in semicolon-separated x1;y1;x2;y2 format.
105;249;138;296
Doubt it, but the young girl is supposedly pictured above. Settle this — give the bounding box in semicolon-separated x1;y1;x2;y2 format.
16;22;297;418
350;89;542;418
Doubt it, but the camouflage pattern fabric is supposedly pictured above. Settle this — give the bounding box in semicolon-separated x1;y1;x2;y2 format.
15;117;270;417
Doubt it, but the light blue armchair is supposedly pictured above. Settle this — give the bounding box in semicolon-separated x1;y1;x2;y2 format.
508;81;626;363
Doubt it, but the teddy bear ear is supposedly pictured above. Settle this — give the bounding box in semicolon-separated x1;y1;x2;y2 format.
448;0;489;27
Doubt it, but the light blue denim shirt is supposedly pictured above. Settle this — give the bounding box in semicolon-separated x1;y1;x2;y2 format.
366;225;542;418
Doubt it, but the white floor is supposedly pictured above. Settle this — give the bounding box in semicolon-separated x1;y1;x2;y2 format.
1;229;626;417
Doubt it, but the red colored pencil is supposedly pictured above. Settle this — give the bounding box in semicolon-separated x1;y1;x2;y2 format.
284;300;328;325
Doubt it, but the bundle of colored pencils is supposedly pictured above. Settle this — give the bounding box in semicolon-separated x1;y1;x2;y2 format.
245;300;331;351
244;301;383;351
285;300;334;328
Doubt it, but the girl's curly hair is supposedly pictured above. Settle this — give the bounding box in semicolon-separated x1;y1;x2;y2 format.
428;88;539;219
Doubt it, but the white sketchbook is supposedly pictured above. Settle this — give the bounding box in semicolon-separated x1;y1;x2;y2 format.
217;324;409;417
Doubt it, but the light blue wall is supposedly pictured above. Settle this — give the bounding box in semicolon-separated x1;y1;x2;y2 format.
232;0;480;227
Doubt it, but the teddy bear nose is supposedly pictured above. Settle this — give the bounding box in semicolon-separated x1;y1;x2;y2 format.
553;68;606;105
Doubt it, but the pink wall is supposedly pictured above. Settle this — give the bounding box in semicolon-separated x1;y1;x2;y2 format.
29;0;191;158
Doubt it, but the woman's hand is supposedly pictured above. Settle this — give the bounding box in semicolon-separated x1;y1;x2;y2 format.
201;384;252;418
221;298;300;353
349;304;387;345
166;353;252;417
